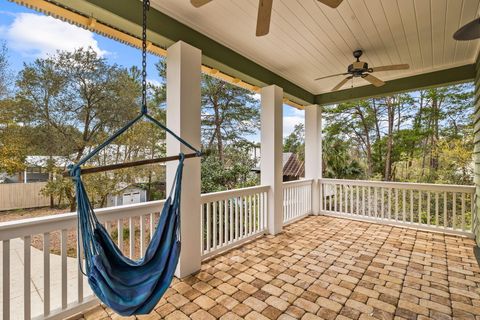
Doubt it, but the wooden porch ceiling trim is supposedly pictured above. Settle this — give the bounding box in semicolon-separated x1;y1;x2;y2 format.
43;0;315;107
315;64;476;106
14;0;478;108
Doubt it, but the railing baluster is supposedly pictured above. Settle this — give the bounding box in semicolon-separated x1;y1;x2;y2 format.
249;195;252;235
403;189;407;222
367;187;372;217
201;205;205;253
452;193;456;230
381;187;385;219
395;189;399;221
150;213;155;241
206;203;211;252
77;232;83;304
44;233;51;316
461;193;466;231
388;188;392;219
140;215;146;255
61;229;67;309
225;199;229;243
219;201;224;246
418;191;422;224
253;195;257;233
240;197;244;237
129;217;134;258
444;191;448;228
118;219;123;252
436;192;440;226
350;185;354;215
230;199;234;241
409;190;413;223
213;201;217;248
362;187;366;215
24;236;31;320
3;240;10;320
427;192;431;226
235;197;239;240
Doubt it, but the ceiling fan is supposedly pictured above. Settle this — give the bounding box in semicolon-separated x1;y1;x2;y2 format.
315;49;410;91
190;0;343;36
453;17;480;41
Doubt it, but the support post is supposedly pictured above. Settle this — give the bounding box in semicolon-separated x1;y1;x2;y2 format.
474;53;480;246
166;41;202;278
261;85;283;235
305;105;322;215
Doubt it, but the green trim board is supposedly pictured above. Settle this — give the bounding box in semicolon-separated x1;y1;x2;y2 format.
50;0;315;106
314;64;476;106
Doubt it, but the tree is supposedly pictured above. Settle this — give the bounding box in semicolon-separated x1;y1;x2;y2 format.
284;123;305;160
0;44;27;174
201;75;259;165
16;48;141;210
322;83;474;184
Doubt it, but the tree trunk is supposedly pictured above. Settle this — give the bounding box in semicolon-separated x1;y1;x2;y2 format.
384;97;395;181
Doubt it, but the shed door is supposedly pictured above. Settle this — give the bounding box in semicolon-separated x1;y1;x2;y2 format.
123;191;141;204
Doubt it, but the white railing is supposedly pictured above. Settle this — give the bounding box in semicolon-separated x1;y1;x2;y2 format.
319;178;476;237
283;179;313;224
0;200;165;320
200;185;269;259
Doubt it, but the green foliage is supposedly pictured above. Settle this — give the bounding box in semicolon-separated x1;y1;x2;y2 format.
283;123;305;161
201;145;259;193
323;83;474;185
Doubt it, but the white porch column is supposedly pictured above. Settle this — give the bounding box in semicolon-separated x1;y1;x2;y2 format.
305;105;322;215
166;41;202;278
261;85;283;235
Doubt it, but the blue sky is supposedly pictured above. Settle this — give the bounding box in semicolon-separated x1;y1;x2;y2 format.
0;0;304;141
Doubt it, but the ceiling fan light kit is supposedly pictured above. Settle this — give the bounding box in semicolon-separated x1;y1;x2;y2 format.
315;49;410;92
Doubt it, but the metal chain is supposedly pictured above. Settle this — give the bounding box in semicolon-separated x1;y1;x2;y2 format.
141;0;150;114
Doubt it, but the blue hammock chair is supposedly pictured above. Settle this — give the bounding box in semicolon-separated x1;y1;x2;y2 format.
69;112;200;316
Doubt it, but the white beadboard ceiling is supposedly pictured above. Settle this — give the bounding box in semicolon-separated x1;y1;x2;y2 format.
151;0;480;95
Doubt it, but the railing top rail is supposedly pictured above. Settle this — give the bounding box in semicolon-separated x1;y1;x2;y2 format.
201;185;270;203
320;178;475;193
0;200;165;241
282;179;314;187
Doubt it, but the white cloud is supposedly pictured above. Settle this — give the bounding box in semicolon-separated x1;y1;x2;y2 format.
0;13;106;58
283;115;304;138
147;79;162;87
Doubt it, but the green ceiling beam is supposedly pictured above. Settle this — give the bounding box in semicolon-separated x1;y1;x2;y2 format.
51;0;315;105
315;64;476;106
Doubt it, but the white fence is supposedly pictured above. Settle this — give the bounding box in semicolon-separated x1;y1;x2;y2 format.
283;179;313;224
1;178;476;319
319;179;476;237
200;185;269;259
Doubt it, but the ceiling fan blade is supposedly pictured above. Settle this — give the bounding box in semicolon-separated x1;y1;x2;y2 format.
317;0;343;8
363;74;385;87
331;76;352;91
256;0;273;37
453;17;480;40
190;0;213;8
314;73;349;81
370;64;409;72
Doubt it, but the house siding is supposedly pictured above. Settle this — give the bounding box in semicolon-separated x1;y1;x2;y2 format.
474;52;480;245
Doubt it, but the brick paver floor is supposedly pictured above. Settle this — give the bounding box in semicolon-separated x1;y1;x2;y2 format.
75;215;480;319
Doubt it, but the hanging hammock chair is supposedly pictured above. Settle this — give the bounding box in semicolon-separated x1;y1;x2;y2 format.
68;0;201;315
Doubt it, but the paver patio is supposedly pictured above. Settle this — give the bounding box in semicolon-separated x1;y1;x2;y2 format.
72;215;480;319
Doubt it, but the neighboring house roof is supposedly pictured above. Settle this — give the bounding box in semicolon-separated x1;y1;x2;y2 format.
282;152;305;178
252;152;305;178
25;156;72;168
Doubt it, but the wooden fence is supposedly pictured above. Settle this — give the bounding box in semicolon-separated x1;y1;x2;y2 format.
0;182;50;211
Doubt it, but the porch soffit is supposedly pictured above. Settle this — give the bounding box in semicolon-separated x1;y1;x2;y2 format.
29;1;480;106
